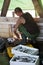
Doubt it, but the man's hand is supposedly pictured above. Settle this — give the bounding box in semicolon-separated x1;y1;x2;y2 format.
13;31;22;41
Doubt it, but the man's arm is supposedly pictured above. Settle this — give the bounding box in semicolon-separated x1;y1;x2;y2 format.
13;17;25;39
14;17;25;32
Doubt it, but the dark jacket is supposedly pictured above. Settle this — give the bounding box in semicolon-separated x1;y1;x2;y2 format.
20;12;40;34
18;12;40;39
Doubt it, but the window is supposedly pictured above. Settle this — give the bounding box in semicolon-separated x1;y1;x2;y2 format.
9;0;34;10
8;0;35;17
0;0;4;10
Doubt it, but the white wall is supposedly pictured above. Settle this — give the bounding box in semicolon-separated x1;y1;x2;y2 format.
0;10;39;18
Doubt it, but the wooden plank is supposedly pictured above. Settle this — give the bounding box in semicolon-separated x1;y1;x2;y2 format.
1;0;10;16
32;0;43;18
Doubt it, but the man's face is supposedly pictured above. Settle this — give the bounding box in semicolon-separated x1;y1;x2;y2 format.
15;12;22;16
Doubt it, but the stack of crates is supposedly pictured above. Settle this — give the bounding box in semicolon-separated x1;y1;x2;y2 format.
0;24;11;37
10;45;39;65
0;17;18;38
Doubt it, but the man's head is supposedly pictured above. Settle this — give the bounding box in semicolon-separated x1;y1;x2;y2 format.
14;7;23;16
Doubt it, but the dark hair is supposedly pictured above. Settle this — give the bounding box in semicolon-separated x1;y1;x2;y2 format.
15;7;23;13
